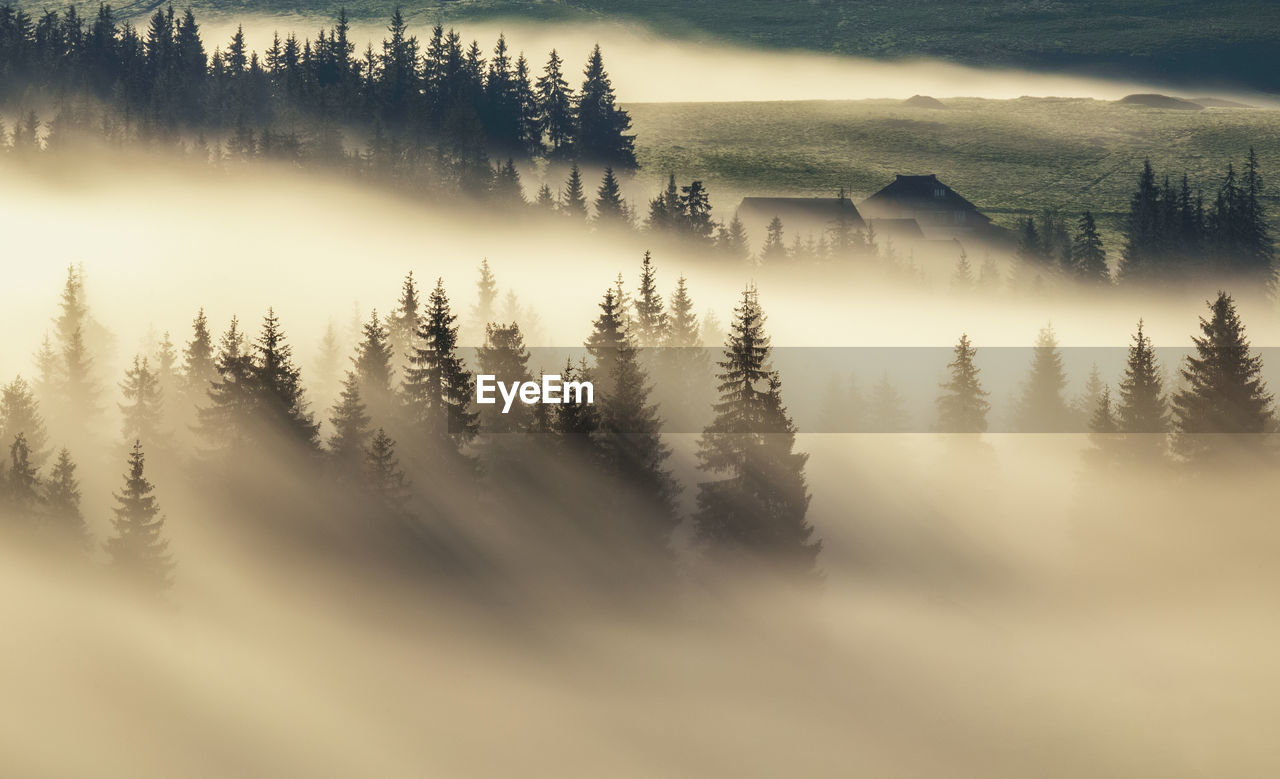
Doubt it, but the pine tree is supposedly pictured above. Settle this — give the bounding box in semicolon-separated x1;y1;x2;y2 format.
1;376;49;467
386;271;421;369
1172;292;1274;459
559;163;588;219
593;316;678;551
1073;211;1109;283
105;440;172;593
403;278;478;446
1090;386;1118;434
1015;325;1073;432
1119;160;1161;283
936;334;989;433
632;251;668;347
43;448;88;546
719;215;751;262
1116;320;1169;435
535;48;574;157
250;309;319;448
476;323;532;433
593;166;627;225
181;308;217;405
574;44;635;168
760;216;786;263
198;316;255;453
693;286;819;577
119;355;165;447
352;308;396;425
364;427;411;516
679;180;713;243
3;433;41;515
586;287;629;402
469;258;499;342
655;275;713;433
328;370;371;473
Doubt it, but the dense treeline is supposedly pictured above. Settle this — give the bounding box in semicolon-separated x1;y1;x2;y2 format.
0;5;637;189
1012;151;1275;288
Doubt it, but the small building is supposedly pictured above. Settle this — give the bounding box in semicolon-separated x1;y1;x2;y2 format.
735;195;865;242
858;174;994;240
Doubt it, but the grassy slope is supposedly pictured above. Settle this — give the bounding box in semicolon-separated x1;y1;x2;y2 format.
164;0;1280;93
626;98;1280;236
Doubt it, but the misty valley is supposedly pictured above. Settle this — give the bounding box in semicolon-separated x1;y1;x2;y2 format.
1;4;1279;778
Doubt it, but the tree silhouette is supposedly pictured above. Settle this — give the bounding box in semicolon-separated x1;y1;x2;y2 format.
693;286;819;577
937;334;989;433
105;441;173;594
1172;292;1274;460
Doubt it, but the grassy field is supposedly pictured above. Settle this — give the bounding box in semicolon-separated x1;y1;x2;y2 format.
151;0;1280;94
626;97;1280;234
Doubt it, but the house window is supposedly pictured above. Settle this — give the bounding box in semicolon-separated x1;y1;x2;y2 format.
934;187;945;198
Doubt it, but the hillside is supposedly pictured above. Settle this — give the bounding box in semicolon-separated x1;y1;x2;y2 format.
626;97;1280;236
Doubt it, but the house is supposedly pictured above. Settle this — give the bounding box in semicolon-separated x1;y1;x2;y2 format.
735;195;865;242
857;174;995;240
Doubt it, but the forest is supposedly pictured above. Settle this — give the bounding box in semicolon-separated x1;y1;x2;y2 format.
2;250;1278;597
3;4;1280;774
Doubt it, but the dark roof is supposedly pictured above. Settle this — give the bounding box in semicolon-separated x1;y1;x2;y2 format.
867;218;925;239
736;197;865;232
860;174;982;215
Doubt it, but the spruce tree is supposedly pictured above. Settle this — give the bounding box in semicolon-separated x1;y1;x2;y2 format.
586;287;629;401
1116;320;1169;435
105;440;172;593
4;433;41;515
719;215;751;262
198;316;255;453
250;309;319;448
760;216;787;263
656;275;713;433
119;355;165;447
593;166;627;225
476;323;532;433
469;258;499;342
679;181;714;243
1015;325;1073;432
403;278;478;446
1090;386;1118;434
1172;292;1274;459
574;44;635;168
352;308;396;425
386;271;422;369
1;376;49;467
181;308;218;405
364;427;411;516
1073;211;1109;283
1119;160;1161;283
594;317;678;552
632;251;668;347
535;48;574;157
559;163;588;219
936;334;989;433
43;448;88;546
328;370;371;473
693;286;819;577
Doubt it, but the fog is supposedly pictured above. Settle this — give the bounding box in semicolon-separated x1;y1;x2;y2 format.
4;141;1280;776
188;14;1274;105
